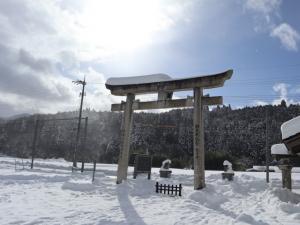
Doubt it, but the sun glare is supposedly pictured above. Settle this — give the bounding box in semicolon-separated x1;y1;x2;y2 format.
76;0;172;57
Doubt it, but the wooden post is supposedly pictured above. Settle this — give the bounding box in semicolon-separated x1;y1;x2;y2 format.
265;109;270;183
31;119;39;169
92;161;96;182
193;87;205;189
81;162;85;173
81;117;88;173
116;93;135;184
179;184;182;196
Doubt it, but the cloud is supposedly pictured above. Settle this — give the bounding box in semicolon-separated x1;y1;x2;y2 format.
0;0;193;117
251;83;300;107
0;48;124;117
272;83;298;105
0;100;23;117
0;44;72;102
272;83;289;105
244;0;281;27
271;23;300;51
252;100;268;106
245;0;281;18
0;43;82;117
273;83;288;97
243;0;300;52
0;0;56;35
19;49;53;73
82;68;125;112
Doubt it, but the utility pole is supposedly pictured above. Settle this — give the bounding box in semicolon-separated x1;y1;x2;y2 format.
265;107;270;183
72;76;87;168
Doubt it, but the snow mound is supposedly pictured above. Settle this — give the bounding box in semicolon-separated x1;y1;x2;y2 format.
271;144;289;155
236;213;268;225
281;115;300;140
0;174;68;183
271;188;300;204
62;181;96;192
106;73;172;86
188;185;228;208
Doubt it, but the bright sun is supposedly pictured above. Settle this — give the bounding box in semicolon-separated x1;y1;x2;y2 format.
76;0;173;57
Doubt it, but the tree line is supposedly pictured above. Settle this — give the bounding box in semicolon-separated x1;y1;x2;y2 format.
0;100;299;170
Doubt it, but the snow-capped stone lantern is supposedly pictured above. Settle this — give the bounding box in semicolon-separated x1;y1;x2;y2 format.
281;115;300;155
271;143;293;190
160;159;172;178
222;160;234;181
278;115;300;190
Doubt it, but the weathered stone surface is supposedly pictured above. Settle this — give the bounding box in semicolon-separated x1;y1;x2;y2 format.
222;172;234;181
106;70;233;96
279;165;293;190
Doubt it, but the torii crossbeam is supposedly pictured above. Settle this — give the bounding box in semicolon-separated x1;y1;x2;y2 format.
105;69;233;190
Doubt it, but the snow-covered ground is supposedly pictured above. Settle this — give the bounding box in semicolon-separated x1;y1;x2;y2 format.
1;157;300;225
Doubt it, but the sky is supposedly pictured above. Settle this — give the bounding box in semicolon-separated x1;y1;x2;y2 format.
0;0;300;117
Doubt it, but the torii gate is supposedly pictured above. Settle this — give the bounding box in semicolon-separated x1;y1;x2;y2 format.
105;69;233;189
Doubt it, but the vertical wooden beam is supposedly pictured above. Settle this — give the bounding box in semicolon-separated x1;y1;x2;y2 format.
193;87;205;189
31;119;39;169
92;161;96;182
116;93;135;184
265;109;270;183
81;117;88;173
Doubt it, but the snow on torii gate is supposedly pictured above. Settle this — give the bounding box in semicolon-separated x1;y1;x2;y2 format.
105;69;233;190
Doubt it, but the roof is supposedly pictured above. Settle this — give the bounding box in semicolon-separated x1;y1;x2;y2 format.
271;144;289;155
105;69;233;96
281;115;300;140
106;73;172;86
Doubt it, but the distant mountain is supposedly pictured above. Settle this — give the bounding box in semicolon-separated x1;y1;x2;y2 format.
1;113;31;121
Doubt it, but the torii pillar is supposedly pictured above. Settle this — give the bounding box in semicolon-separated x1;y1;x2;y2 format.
193;87;205;189
116;93;135;184
105;69;233;189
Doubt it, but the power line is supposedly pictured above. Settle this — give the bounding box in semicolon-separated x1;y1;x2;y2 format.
88;82;105;85
235;63;300;71
88;77;300;85
224;94;299;97
229;78;300;83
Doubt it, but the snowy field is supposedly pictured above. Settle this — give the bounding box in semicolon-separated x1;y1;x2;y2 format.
1;157;300;225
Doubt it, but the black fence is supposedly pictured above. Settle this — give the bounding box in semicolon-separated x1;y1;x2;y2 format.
155;182;182;196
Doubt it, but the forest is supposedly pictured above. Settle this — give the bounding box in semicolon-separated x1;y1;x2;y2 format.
1;100;299;170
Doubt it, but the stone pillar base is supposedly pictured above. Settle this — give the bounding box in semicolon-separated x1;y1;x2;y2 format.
279;165;293;190
222;172;234;181
160;170;172;178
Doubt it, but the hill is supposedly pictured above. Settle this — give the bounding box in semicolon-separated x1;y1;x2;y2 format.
0;100;299;169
